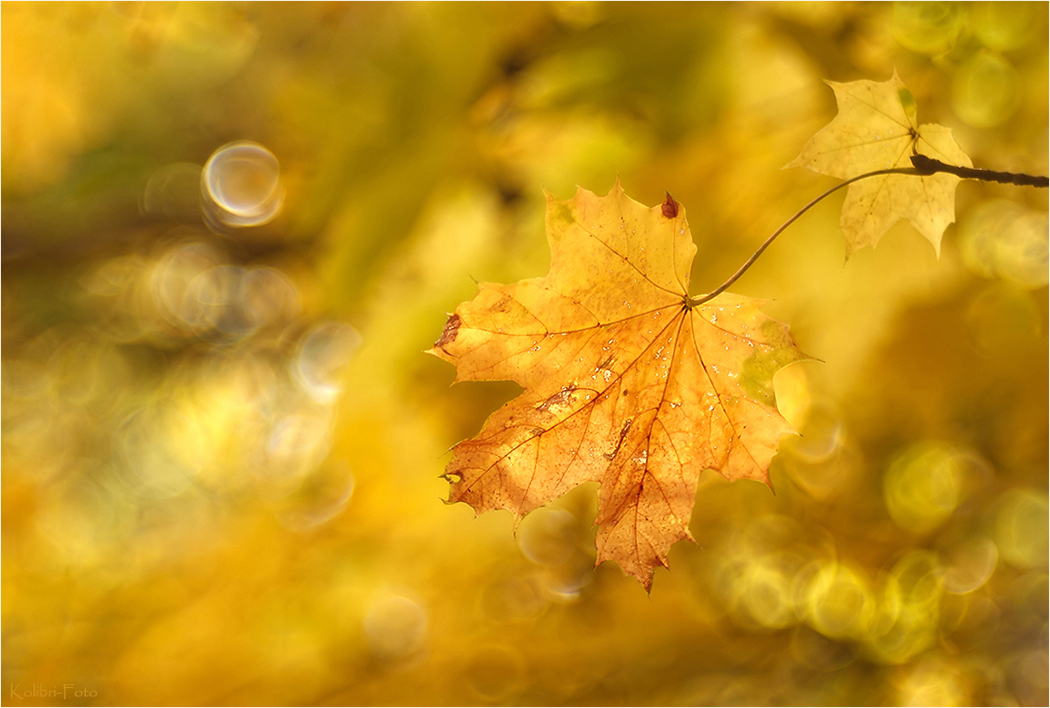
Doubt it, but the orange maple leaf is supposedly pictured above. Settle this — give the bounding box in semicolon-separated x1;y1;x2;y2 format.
429;183;805;589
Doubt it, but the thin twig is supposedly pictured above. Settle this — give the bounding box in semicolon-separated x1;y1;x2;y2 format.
910;155;1049;188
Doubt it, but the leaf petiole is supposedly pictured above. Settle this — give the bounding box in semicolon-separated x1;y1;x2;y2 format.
688;167;920;307
690;157;1050;308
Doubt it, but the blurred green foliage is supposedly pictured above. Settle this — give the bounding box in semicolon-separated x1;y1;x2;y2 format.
2;2;1047;705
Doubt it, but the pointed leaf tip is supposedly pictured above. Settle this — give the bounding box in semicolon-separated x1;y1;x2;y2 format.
661;192;679;219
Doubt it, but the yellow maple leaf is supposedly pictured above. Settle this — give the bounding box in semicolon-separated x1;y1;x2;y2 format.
429;183;805;589
788;70;972;256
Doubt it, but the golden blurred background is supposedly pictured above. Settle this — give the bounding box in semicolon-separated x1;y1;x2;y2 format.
2;2;1047;705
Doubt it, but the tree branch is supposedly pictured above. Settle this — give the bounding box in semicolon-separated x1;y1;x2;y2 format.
909;154;1049;188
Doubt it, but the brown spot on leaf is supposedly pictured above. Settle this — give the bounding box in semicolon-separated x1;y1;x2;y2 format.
604;418;632;460
536;385;577;412
491;295;513;313
661;192;678;219
434;314;461;352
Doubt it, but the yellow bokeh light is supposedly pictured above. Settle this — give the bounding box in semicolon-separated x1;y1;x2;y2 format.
995;488;1050;570
895;656;970;707
892;2;962;55
883;442;966;535
800;559;877;641
952;50;1022;129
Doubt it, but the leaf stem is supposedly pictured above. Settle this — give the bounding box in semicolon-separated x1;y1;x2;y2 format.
689;167;921;307
690;155;1049;308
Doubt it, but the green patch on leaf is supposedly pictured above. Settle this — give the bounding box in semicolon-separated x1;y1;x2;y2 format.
898;87;917;125
739;320;798;406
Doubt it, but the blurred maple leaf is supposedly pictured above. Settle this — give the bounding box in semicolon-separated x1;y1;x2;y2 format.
788;70;972;256
429;183;804;588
